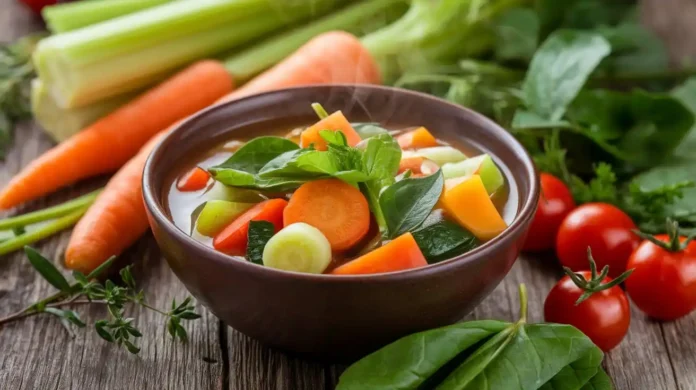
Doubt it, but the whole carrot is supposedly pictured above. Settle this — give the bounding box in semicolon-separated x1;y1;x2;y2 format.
217;31;380;103
65;133;165;274
0;60;234;210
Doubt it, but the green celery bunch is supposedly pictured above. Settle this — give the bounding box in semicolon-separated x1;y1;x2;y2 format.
34;0;345;109
360;0;529;83
42;0;175;33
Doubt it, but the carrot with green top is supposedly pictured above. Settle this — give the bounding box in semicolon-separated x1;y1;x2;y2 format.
0;61;234;210
65;133;166;273
331;232;427;275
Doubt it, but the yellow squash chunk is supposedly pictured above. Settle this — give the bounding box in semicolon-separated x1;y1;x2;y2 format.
441;175;507;240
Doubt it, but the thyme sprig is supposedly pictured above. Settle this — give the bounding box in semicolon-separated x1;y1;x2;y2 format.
0;246;201;354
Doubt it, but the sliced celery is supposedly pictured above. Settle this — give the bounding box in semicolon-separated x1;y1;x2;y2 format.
263;223;332;274
34;0;344;109
31;79;142;142
223;0;407;83
43;0;175;33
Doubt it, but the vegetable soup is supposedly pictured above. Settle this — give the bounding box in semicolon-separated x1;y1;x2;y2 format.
165;104;513;275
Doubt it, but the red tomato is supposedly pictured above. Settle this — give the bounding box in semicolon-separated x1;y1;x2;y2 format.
20;0;58;14
556;203;640;278
626;233;696;321
544;271;630;351
523;173;575;252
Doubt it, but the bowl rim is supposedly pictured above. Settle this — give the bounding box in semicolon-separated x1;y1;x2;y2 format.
142;84;539;282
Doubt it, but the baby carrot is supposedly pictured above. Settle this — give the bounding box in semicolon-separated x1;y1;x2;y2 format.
331;233;427;275
0;60;234;210
176;167;210;192
283;179;370;252
213;199;288;256
65;133;166;274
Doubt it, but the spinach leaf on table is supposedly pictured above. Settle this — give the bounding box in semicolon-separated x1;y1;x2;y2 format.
521;30;611;121
245;221;275;265
579;368;614;390
379;170;443;239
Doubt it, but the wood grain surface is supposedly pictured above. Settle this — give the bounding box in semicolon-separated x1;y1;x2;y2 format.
1;0;695;389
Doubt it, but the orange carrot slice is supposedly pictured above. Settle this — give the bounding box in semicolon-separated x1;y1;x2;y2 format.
213;198;288;256
441;175;507;240
283;179;369;251
300;111;361;151
397;127;438;149
176;167;210;192
331;233;427;275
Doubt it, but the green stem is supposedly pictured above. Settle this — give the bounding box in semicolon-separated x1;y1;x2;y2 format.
42;0;173;34
137;301;170;317
518;284;528;324
0;189;101;231
311;103;329;120
0;206;89;256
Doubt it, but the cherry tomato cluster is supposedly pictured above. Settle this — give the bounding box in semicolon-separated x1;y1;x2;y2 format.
524;173;696;352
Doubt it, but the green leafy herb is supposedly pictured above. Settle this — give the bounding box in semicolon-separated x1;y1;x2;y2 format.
337;285;611;390
493;7;539;62
521;30;611;121
412;215;479;263
0;247;200;354
246;220;275;265
214;136;300;173
319;129;348;146
379;170;444;238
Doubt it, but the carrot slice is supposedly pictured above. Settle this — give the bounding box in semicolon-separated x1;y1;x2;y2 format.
397;127;438;149
331;233;427;275
177;167;210;192
300;111;361;151
283;179;369;251
398;157;425;174
213;198;288;256
441;175;507;240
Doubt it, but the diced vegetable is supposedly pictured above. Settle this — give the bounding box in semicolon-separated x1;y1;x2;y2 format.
263;222;332;274
397;127;438;149
300;111;362;151
331;232;427;275
403;146;467;166
397;156;439;175
441;154;504;194
213;198;288;256
203;182;266;203
196;200;254;237
353;123;390;140
441;175;507;240
34;0;341;108
177;167;211;192
283;179;370;251
42;0;173;34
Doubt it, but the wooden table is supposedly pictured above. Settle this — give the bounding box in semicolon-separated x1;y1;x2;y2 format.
1;1;695;389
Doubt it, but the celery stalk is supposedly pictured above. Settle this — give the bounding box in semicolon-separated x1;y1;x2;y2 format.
360;0;528;83
42;0;175;33
223;0;408;83
0;207;88;256
31;79;143;142
34;0;344;109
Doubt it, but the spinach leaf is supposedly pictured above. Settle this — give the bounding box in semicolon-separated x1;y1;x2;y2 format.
493;8;539;62
213;136;299;173
360;134;403;233
246;221;275;265
412;217;479;263
379;171;444;238
260;148;337;177
319;129;348;146
336;320;510;390
539;347;604;390
353;122;390;139
522;30;610;121
209;168;307;192
580;368;614;390
436;323;601;390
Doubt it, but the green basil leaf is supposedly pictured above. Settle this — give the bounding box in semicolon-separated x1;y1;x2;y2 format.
319;130;348;146
24;246;71;292
412;218;479;263
246;220;275;265
580;368;614;390
213;137;299;174
522;30;610;121
362;133;401;182
379;171;444;238
437;323;602;390
353;122;389;139
493;8;539;62
336;320;510;390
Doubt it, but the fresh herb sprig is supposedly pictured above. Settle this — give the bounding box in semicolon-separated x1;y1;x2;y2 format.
0;247;201;354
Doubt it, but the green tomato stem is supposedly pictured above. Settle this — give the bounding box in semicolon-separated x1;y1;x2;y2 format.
0;188;101;231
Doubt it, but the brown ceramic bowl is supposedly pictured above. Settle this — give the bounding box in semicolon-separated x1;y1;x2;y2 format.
142;84;539;361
